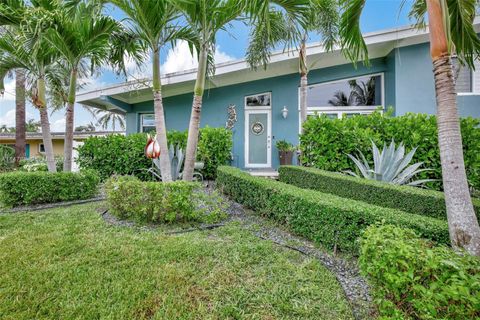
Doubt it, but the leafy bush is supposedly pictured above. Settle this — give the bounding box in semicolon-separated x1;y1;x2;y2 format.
279;166;480;221
275;140;295;152
197;127;233;179
0;145;15;172
300;111;480;192
77;128;232;181
105;176;226;224
216;166;449;253
0;170;100;207
19;156;63;172
360;225;480;319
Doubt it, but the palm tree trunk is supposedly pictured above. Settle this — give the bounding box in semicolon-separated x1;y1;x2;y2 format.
63;68;77;172
299;37;308;134
36;77;56;172
183;47;208;181
152;48;172;182
427;0;480;256
15;69;26;165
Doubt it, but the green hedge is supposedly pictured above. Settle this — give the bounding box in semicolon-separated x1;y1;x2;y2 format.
216;166;449;253
360;225;480;319
77;127;232;180
105;176;225;224
279;166;480;221
300;111;480;191
0;170;100;207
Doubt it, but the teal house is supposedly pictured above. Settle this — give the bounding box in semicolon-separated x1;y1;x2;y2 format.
77;24;480;170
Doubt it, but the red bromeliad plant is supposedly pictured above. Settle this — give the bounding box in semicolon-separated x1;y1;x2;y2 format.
145;134;160;159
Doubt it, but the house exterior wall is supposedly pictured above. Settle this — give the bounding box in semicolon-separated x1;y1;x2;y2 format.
123;42;480;169
394;43;480;118
126;57;393;169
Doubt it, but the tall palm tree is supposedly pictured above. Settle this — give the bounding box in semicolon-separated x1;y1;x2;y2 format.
176;0;246;181
14;69;25;164
44;2;121;172
340;0;480;256
0;32;59;172
108;0;190;182
179;0;309;180
0;0;58;172
246;0;338;134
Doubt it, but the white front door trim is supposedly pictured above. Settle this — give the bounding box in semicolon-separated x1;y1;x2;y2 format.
244;109;272;168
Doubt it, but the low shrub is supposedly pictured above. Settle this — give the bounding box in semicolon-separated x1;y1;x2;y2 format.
360;225;480;319
0;170;100;207
19;156;64;172
105;176;226;224
300;111;480;192
77;128;232;181
279;166;480;221
216;166;449;253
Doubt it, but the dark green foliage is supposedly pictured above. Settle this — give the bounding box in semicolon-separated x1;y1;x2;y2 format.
0;145;15;172
300;111;480;192
0;170;100;207
279;166;480;221
198;127;233;179
105;176;226;224
77;128;232;181
216;166;449;253
360;225;480;319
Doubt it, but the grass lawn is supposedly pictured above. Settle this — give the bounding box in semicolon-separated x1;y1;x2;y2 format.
0;203;353;320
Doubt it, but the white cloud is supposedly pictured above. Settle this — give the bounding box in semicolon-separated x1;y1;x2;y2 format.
161;41;235;75
51;118;66;132
0;107;35;128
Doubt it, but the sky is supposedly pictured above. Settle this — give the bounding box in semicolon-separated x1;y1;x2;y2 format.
0;0;415;132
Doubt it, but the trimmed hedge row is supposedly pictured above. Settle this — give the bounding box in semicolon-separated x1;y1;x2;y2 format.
0;170;100;207
360;225;480;319
216;166;449;253
278;166;480;221
300;111;480;191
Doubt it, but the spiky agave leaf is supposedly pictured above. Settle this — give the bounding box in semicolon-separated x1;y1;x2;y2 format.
347;140;435;186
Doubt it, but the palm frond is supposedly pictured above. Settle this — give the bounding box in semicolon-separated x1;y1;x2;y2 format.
338;0;368;65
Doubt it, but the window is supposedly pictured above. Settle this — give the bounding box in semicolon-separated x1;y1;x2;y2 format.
140;114;156;132
39;143;45;153
299;73;384;122
454;58;480;94
245;92;271;109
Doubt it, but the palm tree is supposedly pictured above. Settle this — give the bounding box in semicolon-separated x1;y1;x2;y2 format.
95;110;125;131
339;0;480;255
246;0;338;134
175;0;246;181
0;33;58;172
179;0;309;180
14;69;25;164
328;90;353;106
44;2;121;172
75;122;96;132
0;0;58;172
108;0;190;182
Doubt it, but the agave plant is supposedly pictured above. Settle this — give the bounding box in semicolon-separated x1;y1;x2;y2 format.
346;141;433;186
150;144;204;182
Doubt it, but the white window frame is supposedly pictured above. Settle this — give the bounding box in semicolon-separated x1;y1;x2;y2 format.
297;73;385;132
140;114;156;132
38;143;45;153
453;56;480;96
